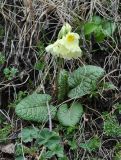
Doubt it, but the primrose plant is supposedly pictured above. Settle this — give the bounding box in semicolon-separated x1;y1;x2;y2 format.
15;23;115;126
15;23;116;159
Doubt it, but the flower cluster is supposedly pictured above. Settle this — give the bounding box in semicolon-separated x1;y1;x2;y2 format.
45;23;82;60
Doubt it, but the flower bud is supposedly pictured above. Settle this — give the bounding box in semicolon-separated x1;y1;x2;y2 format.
58;23;72;39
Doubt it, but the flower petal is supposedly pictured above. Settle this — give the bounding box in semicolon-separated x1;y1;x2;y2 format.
45;30;82;60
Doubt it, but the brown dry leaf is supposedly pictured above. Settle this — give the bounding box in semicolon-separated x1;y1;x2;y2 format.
0;143;15;154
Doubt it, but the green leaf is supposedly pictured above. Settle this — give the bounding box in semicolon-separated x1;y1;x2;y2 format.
0;113;6;124
58;69;69;101
37;41;45;55
18;127;39;142
102;82;116;91
15;93;56;122
103;114;121;136
83;16;116;43
15;143;24;157
103;21;116;36
116;103;121;114
34;61;45;70
91;16;102;24
114;152;121;160
68;140;78;150
114;142;121;160
15;143;37;157
3;68;10;75
84;22;98;35
15;156;24;160
49;144;64;158
44;150;54;158
58;156;69;160
57;103;83;127
0;124;11;142
68;65;105;99
80;136;101;152
0;53;5;65
94;26;106;42
37;128;61;148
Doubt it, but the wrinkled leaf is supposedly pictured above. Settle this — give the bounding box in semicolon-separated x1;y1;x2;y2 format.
68;65;105;98
15;93;56;122
58;69;69;101
37;128;61;149
49;144;64;158
18;127;39;142
57;103;83;127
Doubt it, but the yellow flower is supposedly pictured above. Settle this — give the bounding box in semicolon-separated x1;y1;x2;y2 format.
45;32;82;60
46;39;64;57
45;23;82;60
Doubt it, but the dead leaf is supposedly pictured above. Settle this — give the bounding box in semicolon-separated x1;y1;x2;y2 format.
0;143;15;154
